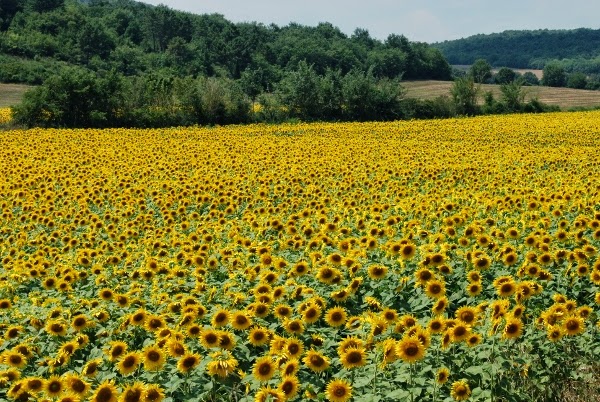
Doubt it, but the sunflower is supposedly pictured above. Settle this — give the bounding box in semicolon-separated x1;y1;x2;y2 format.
167;340;187;358
117;352;141;376
325;378;352;402
502;318;523;340
455;306;478;325
177;352;201;374
424;279;446;299
120;382;144;402
25;377;45;393
71;314;92;332
107;341;128;362
4;351;27;369
428;317;445;334
396;337;426;363
340;347;367;369
248;327;271;347
325;306;347;327
130;309;147;326
367;264;388;280
252;356;276;382
466;281;482;297
415;267;434;285
474;255;491;270
337;336;364;356
82;358;102;377
283;318;305;334
230;311;253;330
199;328;221;349
432;297;449;314
206;351;238;378
302;305;322;324
280;358;300;377
46;320;68;336
278;375;300;399
379;338;398;366
316;266;341;284
450;323;470;343
144;315;166;332
142;345;166;371
547;326;564;342
211;309;230;328
90;380;119;402
466;333;482;347
285;338;304;359
143;384;164;402
563;316;585;336
218;331;236;350
274;304;293;320
303;350;330;373
436;367;450;384
45;375;64;398
450;380;471;401
7;382;29;401
254;386;285;402
399;244;416;260
65;373;90;397
381;308;398;323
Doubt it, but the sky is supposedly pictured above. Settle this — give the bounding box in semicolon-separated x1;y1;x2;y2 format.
141;0;600;43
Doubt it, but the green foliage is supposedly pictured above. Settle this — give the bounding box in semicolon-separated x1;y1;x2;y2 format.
469;59;492;83
542;63;567;87
567;72;588;89
451;77;479;115
434;28;600;70
500;80;526;112
521;72;540;86
13;67;123;127
494;67;518;84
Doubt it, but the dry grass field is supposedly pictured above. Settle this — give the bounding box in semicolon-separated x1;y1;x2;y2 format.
0;83;31;108
404;80;600;109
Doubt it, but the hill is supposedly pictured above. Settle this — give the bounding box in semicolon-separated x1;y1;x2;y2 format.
0;0;450;86
433;29;600;71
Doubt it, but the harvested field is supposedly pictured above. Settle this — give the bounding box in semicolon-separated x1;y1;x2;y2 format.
403;80;600;109
0;83;31;108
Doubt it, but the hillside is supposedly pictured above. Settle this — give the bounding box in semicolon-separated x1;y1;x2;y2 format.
433;28;600;71
0;0;451;86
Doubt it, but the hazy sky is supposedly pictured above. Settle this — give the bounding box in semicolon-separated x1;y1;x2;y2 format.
141;0;600;43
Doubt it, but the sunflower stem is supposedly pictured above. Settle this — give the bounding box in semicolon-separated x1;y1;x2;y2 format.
490;330;497;402
409;363;414;402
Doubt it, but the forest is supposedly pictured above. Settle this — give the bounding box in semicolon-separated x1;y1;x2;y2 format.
0;1;564;127
434;28;600;75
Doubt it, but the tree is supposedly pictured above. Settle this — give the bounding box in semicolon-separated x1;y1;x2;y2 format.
521;72;540;86
276;61;323;120
494;67;517;84
13;67;123;127
78;20;116;61
451;77;479;115
542;63;567;87
26;0;64;13
500;80;526;112
567;72;587;89
469;59;492;83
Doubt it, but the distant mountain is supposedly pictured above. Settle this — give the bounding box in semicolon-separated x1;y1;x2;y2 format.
432;28;600;69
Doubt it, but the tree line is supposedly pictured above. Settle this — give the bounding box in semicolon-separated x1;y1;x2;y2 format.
464;58;600;90
434;28;600;69
0;0;451;86
1;1;561;128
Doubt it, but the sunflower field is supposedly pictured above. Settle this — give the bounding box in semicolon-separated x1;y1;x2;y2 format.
1;111;599;402
0;108;12;125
